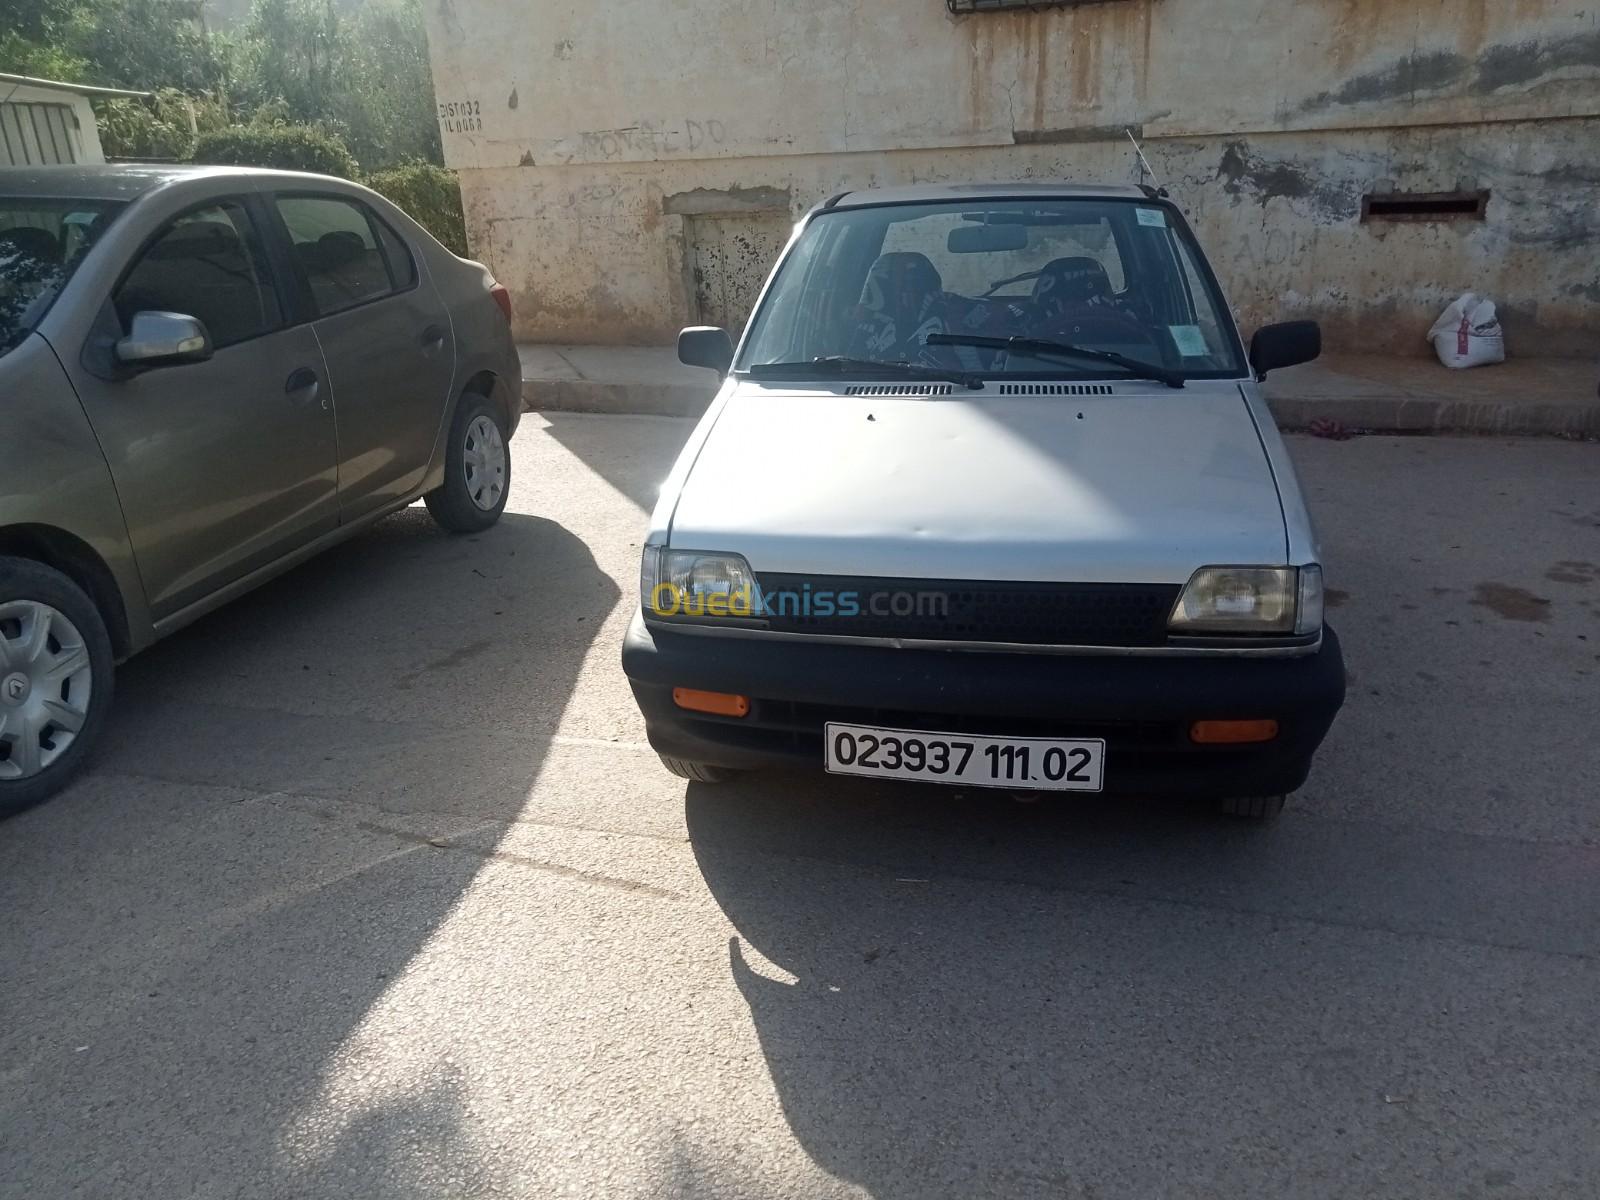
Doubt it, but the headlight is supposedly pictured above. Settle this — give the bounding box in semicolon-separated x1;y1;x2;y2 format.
1169;566;1313;634
642;548;761;620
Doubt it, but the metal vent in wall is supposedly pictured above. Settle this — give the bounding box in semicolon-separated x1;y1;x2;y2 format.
997;383;1115;396
843;383;955;397
948;0;1128;11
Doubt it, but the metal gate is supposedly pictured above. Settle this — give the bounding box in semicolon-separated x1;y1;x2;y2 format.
0;102;83;166
686;212;792;336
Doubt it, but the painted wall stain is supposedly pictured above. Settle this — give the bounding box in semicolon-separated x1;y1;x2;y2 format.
1475;31;1600;92
1215;141;1363;220
1300;50;1468;112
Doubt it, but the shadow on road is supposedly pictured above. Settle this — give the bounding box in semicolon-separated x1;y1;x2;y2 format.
538;410;694;512
0;506;615;1196
685;770;1600;1198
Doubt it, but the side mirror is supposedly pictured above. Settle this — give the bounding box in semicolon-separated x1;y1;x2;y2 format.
678;326;734;375
116;311;213;368
1248;320;1321;379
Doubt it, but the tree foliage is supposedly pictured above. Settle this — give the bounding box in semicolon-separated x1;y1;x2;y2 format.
0;0;464;247
0;0;443;171
190;121;359;176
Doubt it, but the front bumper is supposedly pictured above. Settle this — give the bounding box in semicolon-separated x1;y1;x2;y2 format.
622;612;1346;799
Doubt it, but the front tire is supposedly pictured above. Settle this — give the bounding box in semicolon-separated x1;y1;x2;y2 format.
658;755;739;784
425;393;511;533
0;557;115;818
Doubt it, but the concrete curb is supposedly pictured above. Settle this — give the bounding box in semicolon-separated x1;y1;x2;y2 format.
522;378;713;418
1265;394;1600;438
524;374;1600;437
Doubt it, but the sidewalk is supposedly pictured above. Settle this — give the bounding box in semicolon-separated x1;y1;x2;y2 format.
520;344;1600;436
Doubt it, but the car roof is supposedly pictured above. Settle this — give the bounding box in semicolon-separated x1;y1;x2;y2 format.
818;181;1155;213
0;163;355;202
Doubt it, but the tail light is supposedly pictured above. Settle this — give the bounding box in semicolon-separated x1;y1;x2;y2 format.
489;282;513;322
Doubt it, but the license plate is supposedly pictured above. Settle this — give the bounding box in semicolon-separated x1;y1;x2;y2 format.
824;722;1105;792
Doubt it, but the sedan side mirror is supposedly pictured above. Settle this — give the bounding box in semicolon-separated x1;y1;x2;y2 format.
678;326;734;375
116;311;213;368
1249;320;1321;379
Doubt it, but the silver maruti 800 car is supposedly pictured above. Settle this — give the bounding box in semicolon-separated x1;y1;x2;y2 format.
1;166;522;814
623;182;1346;819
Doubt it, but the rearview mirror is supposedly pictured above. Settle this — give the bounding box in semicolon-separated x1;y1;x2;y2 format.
116;311;213;368
1248;321;1321;378
948;224;1029;254
678;326;734;375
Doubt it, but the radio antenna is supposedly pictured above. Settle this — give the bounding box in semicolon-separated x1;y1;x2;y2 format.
1126;128;1166;197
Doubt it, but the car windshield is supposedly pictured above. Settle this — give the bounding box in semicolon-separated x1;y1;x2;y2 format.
737;197;1247;381
0;197;125;359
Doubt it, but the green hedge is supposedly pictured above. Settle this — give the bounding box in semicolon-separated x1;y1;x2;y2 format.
189;124;359;178
364;161;469;256
183;129;468;255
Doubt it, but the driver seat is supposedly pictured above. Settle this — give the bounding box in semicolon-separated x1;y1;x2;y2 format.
1030;256;1114;321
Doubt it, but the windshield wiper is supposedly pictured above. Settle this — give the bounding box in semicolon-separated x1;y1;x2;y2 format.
746;356;984;390
926;334;1185;389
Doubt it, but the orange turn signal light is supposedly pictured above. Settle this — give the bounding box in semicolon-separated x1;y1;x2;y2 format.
1190;719;1279;745
672;688;750;718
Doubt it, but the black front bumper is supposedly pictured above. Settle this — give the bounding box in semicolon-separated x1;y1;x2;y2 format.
622;612;1346;799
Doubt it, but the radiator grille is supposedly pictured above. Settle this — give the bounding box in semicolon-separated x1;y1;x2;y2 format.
754;575;1180;647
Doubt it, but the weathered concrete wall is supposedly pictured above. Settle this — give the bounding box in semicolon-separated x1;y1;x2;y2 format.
424;0;1600;353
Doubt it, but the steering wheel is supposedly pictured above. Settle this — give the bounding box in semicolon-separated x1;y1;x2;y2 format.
1031;303;1160;350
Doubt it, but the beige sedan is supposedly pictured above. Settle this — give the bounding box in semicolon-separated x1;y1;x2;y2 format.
0;164;523;813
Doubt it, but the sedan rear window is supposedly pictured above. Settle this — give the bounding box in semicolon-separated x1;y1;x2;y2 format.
276;195;411;316
0;197;124;357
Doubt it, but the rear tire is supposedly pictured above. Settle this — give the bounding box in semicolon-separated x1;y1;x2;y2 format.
0;557;115;819
658;754;738;784
1218;794;1287;821
425;393;511;533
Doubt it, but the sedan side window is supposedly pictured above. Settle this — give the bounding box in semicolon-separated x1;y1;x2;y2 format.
114;202;283;349
277;196;406;316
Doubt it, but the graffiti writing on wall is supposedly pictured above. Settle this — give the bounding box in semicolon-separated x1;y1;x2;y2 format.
566;118;727;162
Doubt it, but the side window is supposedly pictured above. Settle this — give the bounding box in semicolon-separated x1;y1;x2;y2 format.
115;202;283;349
374;217;417;289
276;196;397;316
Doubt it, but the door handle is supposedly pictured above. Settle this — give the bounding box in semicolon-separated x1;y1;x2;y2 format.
285;367;321;406
418;325;447;352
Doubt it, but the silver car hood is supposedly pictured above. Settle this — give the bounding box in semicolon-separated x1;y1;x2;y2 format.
666;380;1288;584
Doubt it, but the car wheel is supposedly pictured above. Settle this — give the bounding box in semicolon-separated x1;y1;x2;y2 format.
425;393;511;533
0;557;115;818
658;754;739;784
1218;794;1287;821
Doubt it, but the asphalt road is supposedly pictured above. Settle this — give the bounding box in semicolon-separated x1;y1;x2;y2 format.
3;417;1598;1199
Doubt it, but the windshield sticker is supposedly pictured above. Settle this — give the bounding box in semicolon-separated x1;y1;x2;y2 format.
1170;325;1210;357
1136;207;1167;228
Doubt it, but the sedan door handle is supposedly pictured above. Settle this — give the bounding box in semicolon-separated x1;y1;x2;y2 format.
284;367;321;405
418;324;447;352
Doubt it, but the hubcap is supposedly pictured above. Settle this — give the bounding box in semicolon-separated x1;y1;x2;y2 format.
0;600;93;781
463;415;507;511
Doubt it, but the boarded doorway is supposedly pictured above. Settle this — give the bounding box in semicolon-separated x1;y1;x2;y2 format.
685;211;791;336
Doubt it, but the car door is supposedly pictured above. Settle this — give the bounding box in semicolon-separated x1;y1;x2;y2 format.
64;196;339;621
270;193;455;521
